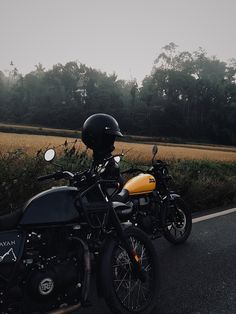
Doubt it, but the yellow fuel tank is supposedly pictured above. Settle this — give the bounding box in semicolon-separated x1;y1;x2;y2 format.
124;174;156;195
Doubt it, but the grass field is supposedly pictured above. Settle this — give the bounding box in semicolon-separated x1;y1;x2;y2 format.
0;122;236;150
0;131;236;162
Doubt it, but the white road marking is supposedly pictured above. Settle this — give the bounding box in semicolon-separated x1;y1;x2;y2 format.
193;207;236;223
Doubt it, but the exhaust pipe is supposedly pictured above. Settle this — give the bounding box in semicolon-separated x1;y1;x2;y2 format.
48;302;81;314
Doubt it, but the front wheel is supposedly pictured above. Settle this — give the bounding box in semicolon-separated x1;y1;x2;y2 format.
163;197;192;244
100;227;160;314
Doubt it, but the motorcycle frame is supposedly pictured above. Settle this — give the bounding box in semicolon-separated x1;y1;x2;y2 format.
77;178;144;275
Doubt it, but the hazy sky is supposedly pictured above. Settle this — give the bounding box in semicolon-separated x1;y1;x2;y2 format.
0;0;236;83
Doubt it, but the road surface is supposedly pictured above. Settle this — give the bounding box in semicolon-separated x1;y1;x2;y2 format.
78;209;236;314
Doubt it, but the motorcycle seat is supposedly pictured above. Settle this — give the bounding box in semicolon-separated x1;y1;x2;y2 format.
111;189;129;203
112;201;132;219
0;208;22;230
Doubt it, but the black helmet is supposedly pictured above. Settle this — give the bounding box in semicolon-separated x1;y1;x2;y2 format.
82;113;123;151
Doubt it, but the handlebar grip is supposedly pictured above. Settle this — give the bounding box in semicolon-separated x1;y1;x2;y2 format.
37;173;56;182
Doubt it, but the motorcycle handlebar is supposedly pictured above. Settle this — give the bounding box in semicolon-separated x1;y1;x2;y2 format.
37;173;59;182
37;171;74;182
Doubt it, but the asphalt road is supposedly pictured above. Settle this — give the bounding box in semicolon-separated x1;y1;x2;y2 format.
79;210;236;314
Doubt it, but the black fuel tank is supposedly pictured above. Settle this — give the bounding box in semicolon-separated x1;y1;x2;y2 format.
20;186;80;225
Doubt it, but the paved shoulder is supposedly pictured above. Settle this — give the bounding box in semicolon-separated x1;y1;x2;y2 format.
155;212;236;314
78;212;236;314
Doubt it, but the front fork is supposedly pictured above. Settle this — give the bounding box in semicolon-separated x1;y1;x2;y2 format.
160;192;181;227
108;205;146;282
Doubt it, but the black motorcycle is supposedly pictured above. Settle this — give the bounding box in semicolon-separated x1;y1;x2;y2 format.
0;149;159;314
100;145;192;244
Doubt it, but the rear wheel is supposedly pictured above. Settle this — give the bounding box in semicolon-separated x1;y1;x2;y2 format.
100;227;159;314
163;198;192;244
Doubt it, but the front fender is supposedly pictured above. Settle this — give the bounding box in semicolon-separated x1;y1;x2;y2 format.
96;235;115;298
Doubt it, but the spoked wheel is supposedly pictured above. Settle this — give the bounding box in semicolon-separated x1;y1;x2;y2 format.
112;237;154;311
163;197;192;244
100;227;159;314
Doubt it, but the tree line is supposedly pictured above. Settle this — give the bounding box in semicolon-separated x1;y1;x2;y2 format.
0;43;236;145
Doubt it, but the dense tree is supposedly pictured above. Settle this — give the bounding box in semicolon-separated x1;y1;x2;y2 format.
0;46;236;145
140;44;236;143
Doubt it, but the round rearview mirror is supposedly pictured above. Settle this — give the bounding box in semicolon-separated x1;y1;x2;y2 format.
114;156;121;163
152;144;158;156
44;149;56;162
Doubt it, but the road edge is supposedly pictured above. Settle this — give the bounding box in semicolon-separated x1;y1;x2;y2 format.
192;207;236;223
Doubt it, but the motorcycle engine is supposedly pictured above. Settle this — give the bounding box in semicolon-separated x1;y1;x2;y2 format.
133;196;160;235
22;258;82;313
4;229;84;314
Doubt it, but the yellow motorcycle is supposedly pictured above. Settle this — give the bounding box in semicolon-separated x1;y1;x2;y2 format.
109;145;192;244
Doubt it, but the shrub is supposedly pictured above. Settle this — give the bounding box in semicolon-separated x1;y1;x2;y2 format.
0;141;90;214
169;159;236;211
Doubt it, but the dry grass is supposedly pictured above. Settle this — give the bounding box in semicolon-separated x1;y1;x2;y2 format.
0;132;236;162
0;132;74;154
115;142;236;162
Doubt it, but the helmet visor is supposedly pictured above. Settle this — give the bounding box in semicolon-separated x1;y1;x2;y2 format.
105;129;123;137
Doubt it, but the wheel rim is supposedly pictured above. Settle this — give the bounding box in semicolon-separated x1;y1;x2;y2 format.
112;237;153;312
167;207;187;239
